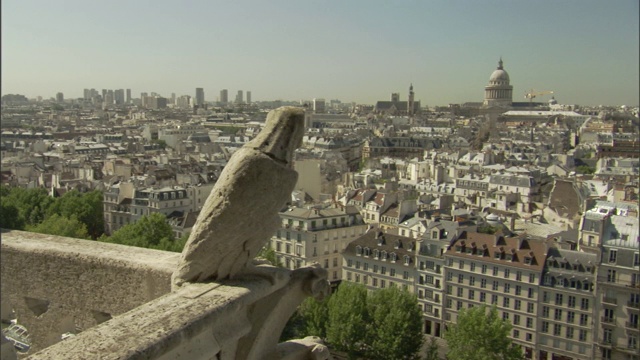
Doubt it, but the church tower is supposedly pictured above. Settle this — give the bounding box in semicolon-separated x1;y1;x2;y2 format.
408;83;415;116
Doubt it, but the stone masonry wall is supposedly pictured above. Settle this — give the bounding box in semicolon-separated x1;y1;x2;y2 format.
0;230;179;356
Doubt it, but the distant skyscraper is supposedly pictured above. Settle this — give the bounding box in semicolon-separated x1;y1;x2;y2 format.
114;89;125;105
195;88;205;106
313;98;325;113
220;89;228;104
408;84;415;116
246;91;251;104
56;92;64;103
171;93;176;105
126;89;131;104
102;89;107;99
83;89;90;100
235;90;243;104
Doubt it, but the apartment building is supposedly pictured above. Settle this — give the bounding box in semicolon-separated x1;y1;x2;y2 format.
538;248;598;359
595;206;639;360
343;231;416;293
270;205;368;283
104;183;193;235
444;233;547;359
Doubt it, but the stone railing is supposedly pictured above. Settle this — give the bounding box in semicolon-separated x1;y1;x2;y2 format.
1;230;331;360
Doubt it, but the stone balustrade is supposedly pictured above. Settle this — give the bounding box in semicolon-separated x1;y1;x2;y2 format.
1;230;331;360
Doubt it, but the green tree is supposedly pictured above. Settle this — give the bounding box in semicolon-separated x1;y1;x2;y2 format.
299;296;330;339
0;201;25;230
2;187;54;226
326;282;369;359
27;214;89;239
444;305;524;360
477;225;500;234
257;246;282;267
47;190;104;238
367;286;424;360
101;213;179;251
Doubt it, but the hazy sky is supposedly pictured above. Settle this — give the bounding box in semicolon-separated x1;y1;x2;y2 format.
2;0;638;106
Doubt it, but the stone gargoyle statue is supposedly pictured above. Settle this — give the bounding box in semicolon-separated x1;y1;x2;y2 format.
172;106;332;360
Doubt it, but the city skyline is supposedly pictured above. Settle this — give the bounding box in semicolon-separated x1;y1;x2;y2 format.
2;0;638;107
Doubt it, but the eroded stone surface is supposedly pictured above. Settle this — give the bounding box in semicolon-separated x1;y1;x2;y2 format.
172;106;305;288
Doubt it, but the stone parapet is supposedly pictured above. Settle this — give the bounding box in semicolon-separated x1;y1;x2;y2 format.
1;230;179;355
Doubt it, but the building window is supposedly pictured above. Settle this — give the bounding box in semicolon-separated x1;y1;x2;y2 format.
555;293;563;305
554;308;562;320
481;279;487;288
580;298;589;310
469;276;475;286
606;269;616;282
553;324;561;336
493;266;499;276
527;303;534;313
541;321;549;333
529;273;535;283
504;269;510;278
526;317;533;328
578;329;587;341
516;271;522;281
459;260;464;269
503;297;510;308
480;292;486;302
458;274;464;284
469;290;475;300
504;283;510;293
514;299;521;310
481;264;487;274
567;295;576;308
608;249;617;263
542;306;549;318
457;287;463;297
567;311;575;323
579;314;588;326
515;285;521;296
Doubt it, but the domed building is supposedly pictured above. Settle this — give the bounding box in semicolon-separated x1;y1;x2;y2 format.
483;58;513;108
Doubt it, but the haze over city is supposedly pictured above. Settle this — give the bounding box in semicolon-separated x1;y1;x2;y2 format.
2;0;639;106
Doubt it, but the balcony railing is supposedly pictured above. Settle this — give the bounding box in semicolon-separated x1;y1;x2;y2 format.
627;301;640;308
601;316;615;324
626;321;639;330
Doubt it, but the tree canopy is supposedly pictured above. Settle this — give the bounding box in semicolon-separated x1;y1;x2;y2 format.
291;282;424;360
99;213;186;252
367;286;424;360
444;305;524;360
27;214;89;239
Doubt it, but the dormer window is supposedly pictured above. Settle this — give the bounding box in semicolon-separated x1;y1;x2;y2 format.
505;254;513;261
494;251;502;260
390;253;397;262
524;256;532;265
394;240;401;249
455;246;462;253
364;247;370;257
356;245;363;256
404;255;411;265
373;249;379;259
381;250;387;261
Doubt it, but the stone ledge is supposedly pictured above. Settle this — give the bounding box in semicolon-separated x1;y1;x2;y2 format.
1;230;180;354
